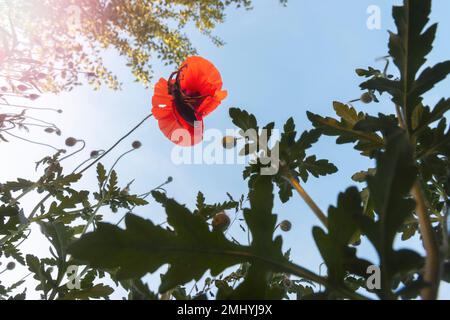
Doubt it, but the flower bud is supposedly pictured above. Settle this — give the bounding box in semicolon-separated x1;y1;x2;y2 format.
132;140;142;149
222;136;237;149
65;137;78;147
90;150;100;158
17;85;28;91
280;220;292;232
360;92;373;104
212;212;231;232
28;94;40;101
6;262;15;270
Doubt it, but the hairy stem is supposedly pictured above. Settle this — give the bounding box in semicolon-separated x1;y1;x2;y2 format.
284;172;328;228
77;114;152;175
396;103;441;300
411;181;440;300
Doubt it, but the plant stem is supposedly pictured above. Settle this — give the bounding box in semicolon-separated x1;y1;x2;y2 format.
411;181;440;300
284;172;328;228
77;114;152;175
396;103;441;300
28;194;51;219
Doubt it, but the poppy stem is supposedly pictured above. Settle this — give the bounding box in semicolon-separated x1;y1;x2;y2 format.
396;103;440;300
77;113;153;175
284;171;328;228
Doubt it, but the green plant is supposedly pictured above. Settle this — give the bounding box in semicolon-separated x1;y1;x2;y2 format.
1;0;449;300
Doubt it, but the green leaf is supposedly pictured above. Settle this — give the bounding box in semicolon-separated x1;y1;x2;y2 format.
353;131;422;298
313;187;372;285
361;0;450;132
412;61;450;98
38;221;74;261
68;207;244;293
193;191;238;220
229;108;258;131
333;101;365;126
107;170;119;194
68;176;291;299
224;176;285;299
26;254;54;297
62;284;114;300
298;156;338;182
121;279;158;300
0;206;19;217
307;102;384;156
96;163;107;187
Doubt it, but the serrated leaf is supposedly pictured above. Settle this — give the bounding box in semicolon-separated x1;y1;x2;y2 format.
307;107;383;156
62;284;114;300
299;156;338;181
352;131;421;298
362;0;450;133
96;163;107;186
68;177;291;299
313;187;372;285
229;108;257;131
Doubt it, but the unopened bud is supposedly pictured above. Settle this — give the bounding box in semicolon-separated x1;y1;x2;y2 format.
28;94;40;100
222;136;237;149
280;220;292;232
6;262;15;270
360;92;373;104
132;141;142;149
212;212;231;232
90;150;100;158
65;137;78;147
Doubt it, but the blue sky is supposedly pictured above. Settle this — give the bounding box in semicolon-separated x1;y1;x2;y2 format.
1;0;450;299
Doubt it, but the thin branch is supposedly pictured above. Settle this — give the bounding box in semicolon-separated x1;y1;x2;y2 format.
284;171;328;228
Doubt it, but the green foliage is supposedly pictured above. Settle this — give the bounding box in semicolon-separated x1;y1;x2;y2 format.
307;102;384;157
1;0;450;301
361;0;450;132
68;176;290;299
230;107;337;203
194;191;240;220
0;0;283;92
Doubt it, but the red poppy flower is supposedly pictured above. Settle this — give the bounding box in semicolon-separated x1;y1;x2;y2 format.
152;56;227;146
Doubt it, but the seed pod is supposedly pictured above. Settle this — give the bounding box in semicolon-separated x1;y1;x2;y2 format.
360;92;373;104
6;262;15;270
90;150;100;158
280;220;292;232
17;85;28;91
132;140;142;149
212;212;231;232
65;137;78;147
222;136;237;149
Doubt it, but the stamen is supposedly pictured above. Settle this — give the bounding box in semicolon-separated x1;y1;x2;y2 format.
167;65;206;126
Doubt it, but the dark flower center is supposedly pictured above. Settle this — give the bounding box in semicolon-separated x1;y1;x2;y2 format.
168;68;206;126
